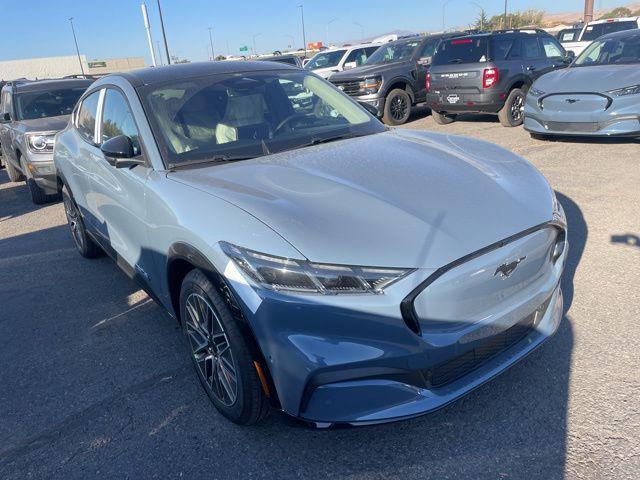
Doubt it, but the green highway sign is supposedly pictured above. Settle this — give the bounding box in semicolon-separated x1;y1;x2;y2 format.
239;45;248;52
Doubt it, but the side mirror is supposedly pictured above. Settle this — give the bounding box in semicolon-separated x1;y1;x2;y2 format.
100;135;144;168
343;61;357;70
563;50;575;63
358;101;379;117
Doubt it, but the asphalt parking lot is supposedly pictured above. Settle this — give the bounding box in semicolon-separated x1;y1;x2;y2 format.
1;110;639;480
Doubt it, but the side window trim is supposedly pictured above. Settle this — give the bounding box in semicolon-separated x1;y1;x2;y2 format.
74;87;103;146
94;88;106;145
99;85;147;162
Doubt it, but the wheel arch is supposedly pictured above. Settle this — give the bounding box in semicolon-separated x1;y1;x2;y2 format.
166;242;282;408
507;75;531;93
384;77;415;103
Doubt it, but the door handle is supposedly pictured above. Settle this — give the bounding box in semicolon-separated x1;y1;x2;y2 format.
526;65;536;71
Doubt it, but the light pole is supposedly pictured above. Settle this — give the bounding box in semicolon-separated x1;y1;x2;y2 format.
156;40;163;65
469;1;484;30
284;34;295;50
298;5;307;57
68;17;85;75
353;21;364;39
442;0;454;31
208;27;215;60
141;3;157;67
252;32;262;56
326;17;338;47
503;0;508;29
157;0;171;64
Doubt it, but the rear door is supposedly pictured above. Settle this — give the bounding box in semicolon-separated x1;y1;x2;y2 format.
520;35;548;81
414;37;441;101
539;35;569;74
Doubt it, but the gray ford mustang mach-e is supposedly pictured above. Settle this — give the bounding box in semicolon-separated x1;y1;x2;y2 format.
54;61;567;426
524;29;640;138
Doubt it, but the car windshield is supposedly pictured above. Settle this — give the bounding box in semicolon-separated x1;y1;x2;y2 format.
141;70;385;167
432;37;489;65
581;21;638;42
573;34;640;66
304;50;346;69
365;39;421;64
15;87;86;120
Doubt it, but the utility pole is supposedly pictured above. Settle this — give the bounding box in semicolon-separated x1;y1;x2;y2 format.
584;0;595;23
157;0;171;64
503;0;508;29
208;27;215;60
326;18;338;47
298;5;307;57
156;40;163;65
252;33;262;56
68;17;85;75
442;0;453;31
141;3;157;67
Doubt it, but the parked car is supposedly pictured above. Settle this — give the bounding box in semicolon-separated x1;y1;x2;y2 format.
562;17;640;56
524;29;640;139
303;43;381;78
54;61;567;427
0;77;94;203
329;33;461;125
426;29;573;127
556;26;582;44
258;54;303;68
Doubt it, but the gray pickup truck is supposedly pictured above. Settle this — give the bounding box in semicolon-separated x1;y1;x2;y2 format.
0;77;93;203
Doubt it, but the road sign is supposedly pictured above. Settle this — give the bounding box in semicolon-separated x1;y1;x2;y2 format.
239;45;249;52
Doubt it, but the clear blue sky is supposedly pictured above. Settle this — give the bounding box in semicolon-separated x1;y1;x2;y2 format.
0;0;625;63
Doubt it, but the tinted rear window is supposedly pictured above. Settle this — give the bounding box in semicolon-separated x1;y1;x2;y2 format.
433;38;489;65
581;21;639;41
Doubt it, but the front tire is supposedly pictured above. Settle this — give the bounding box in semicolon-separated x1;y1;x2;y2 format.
498;88;526;127
27;178;49;205
62;184;102;258
6;161;24;182
431;110;457;125
180;269;270;425
382;89;412;125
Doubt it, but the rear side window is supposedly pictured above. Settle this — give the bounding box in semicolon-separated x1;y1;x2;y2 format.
101;89;141;155
522;37;542;59
490;37;517;60
433;38;489;65
76;90;100;143
582;21;639;42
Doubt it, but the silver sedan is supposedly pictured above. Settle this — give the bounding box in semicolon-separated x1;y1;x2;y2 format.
524;29;640;138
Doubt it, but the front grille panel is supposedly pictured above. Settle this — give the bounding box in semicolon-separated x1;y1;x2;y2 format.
331;80;361;96
425;296;552;388
543;121;600;133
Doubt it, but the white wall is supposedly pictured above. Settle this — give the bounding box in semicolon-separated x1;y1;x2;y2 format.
0;55;88;81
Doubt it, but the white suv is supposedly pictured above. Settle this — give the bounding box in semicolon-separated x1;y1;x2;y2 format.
304;44;381;78
563;17;640;55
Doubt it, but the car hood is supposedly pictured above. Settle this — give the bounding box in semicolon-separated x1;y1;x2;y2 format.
168;130;554;268
18;115;71;133
330;61;410;81
534;64;640;93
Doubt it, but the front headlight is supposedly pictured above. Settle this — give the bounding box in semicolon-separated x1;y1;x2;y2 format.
607;85;640;97
27;134;55;153
551;190;566;226
528;87;545;97
358;76;382;94
221;242;413;295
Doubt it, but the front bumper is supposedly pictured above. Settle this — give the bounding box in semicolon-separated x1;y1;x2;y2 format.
352;94;385;117
26;153;58;194
524;113;640;137
224;224;567;426
427;90;504;114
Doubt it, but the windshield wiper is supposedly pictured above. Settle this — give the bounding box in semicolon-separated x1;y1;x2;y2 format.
448;58;464;64
169;154;258;170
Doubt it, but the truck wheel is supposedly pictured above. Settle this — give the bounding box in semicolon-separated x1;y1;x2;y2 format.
27;178;50;205
431;110;457;125
180;269;270;425
382;89;412;125
498;88;526;127
6;161;24;182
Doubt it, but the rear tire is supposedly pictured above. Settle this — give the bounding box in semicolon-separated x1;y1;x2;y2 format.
498;88;526;127
27;178;50;205
62;184;102;258
180;269;270;425
382;89;412;125
6;161;24;182
431;110;457;125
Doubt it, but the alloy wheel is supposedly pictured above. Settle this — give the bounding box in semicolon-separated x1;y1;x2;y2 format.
185;293;238;406
390;95;408;121
510;93;525;122
63;192;84;250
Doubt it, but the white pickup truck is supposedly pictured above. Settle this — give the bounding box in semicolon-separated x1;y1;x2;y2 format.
563;17;640;55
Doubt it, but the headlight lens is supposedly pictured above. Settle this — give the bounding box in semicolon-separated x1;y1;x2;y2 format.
27;134;55;153
607;85;640;97
221;242;412;295
528;87;545;97
358;76;382;94
551;190;566;225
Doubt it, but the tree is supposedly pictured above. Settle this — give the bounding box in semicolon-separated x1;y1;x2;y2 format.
215;55;227;61
474;9;491;31
599;7;632;20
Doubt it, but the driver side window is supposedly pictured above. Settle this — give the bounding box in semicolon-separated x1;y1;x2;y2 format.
101;89;141;155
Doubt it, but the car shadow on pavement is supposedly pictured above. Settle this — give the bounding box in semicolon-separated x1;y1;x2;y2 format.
0;170;58;221
0;192;587;480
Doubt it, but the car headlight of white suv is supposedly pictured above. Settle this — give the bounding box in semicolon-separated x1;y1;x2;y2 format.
27;134;55;153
